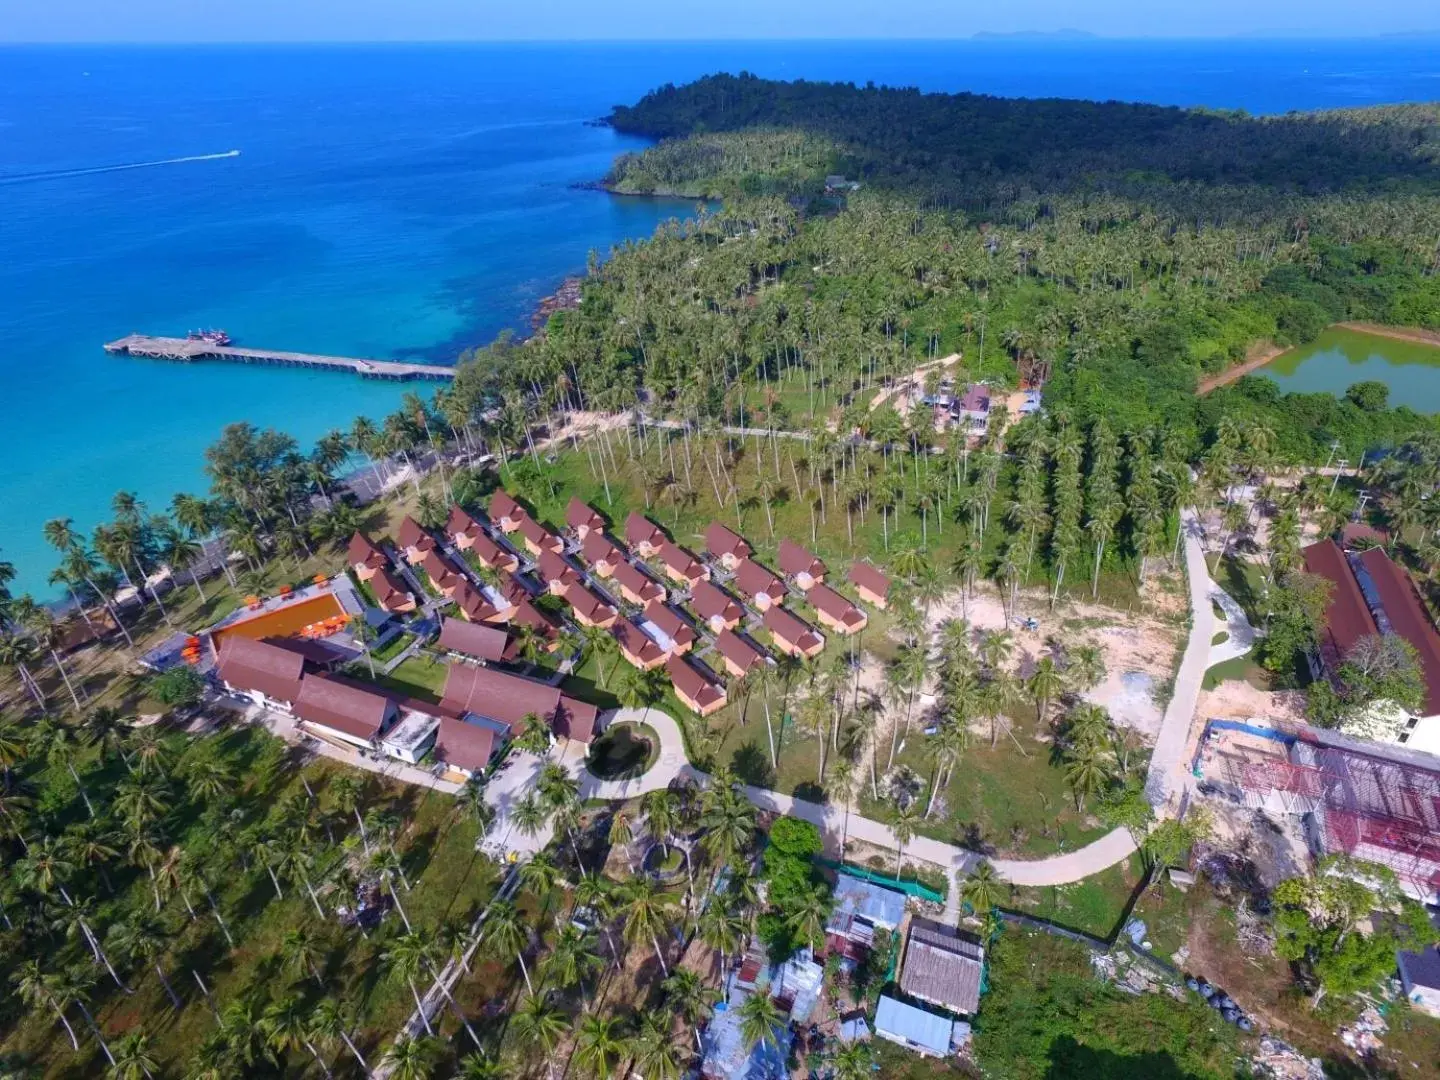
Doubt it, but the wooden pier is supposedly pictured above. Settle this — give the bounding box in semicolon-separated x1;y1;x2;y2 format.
103;334;456;382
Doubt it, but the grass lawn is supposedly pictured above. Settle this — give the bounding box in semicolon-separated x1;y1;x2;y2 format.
587;721;660;779
1202;653;1270;692
1216;554;1270;625
356;653;450;702
370;630;415;665
862;717;1133;859
1003;853;1146;940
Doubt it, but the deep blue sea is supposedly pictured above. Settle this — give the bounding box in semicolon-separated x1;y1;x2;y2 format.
2;39;1438;596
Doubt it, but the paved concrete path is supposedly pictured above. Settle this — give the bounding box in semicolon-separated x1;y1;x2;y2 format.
512;510;1216;894
1209;580;1258;667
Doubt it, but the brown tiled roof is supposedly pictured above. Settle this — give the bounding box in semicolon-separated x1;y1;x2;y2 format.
763;605;822;651
441;663;561;731
536;549;580;588
497;572;530;605
489;490;526;524
564;582;616;624
517;516;560;551
642;601;697;649
446;504;485;541
1357;547;1440;715
433;715;498;774
566;497;605;532
397;516;435;554
371;567;415;612
624;512;664;549
715;629;766;674
692;581;743;624
899;918;984;1016
293;674;393;742
555;696;598;742
347;531;388;570
451;580;494;622
469;530;515;569
510;598;560;638
848;561;890;599
958;385;991;413
705;522;752;560
658;540;706;582
216;635;305;703
809;584;866;629
265;636;345;667
1302;540;1379;673
666;656;725;710
778;539;827;579
615;618;664;665
437;617;508;662
582;530;624;568
612;560;664;603
734;559;786;603
421;548;461;591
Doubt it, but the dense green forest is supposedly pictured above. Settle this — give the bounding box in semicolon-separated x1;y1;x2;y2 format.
517;76;1439;448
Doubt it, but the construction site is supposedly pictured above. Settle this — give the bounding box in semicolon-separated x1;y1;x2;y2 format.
1195;718;1440;904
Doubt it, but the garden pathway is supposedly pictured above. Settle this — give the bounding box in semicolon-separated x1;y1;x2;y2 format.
559;506;1216;893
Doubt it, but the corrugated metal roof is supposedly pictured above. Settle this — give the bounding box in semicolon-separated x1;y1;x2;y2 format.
832;875;906;929
875;995;953;1054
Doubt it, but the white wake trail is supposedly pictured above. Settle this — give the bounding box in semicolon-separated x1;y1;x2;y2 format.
0;149;241;184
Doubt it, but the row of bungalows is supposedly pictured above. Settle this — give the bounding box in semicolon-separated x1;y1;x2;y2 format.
623;511;710;588
615;601;698;670
777;539;827;591
733;559;787;612
565;497;606;541
691;580;744;633
763;604;825;658
704;522;752;570
347;532;418;614
447;505;519;574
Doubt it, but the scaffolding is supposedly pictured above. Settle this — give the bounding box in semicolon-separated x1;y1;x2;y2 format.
1236;737;1440;900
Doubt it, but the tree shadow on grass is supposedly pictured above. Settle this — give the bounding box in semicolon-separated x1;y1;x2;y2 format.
1043;1037;1203;1079
728;740;775;790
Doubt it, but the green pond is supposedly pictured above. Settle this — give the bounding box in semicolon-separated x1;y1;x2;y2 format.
1259;327;1440;411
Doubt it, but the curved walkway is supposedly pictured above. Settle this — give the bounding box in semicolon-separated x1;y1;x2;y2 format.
552;508;1215;892
1209;581;1258;667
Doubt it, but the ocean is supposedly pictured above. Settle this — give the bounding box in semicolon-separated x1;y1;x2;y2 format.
2;39;1437;597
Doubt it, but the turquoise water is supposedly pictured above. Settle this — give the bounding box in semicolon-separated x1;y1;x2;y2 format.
3;41;1438;596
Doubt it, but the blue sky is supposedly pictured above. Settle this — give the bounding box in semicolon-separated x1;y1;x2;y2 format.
3;0;1436;42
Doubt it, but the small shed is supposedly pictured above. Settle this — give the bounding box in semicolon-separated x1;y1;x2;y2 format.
874;995;953;1057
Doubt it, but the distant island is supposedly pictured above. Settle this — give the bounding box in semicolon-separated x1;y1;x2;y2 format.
972;28;1098;40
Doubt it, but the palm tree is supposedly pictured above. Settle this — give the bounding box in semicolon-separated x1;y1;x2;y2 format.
107;1029;158;1080
281;926;326;985
629;1012;686;1080
788;885;831;950
370;847;414;931
382;932;438;1037
891;801;920;875
328;773;370;854
383;1035;438;1080
663;968;718;1051
261;994;333;1078
481;899;535;993
544;923;601;1000
107;915;181;1009
824;759;857;858
1024;656;1062;730
1064;741;1111;812
961;860;1001;914
574;1013;625;1078
737;990;785;1051
455;1052;508;1080
11;961;80;1050
308;997;369;1075
511;993;566;1079
621;875;679;975
833;1043;874;1080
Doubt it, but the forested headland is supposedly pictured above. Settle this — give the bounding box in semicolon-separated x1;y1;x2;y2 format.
575;74;1440;449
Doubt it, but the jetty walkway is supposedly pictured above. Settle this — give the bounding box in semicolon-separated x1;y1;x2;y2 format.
103;334;456;382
